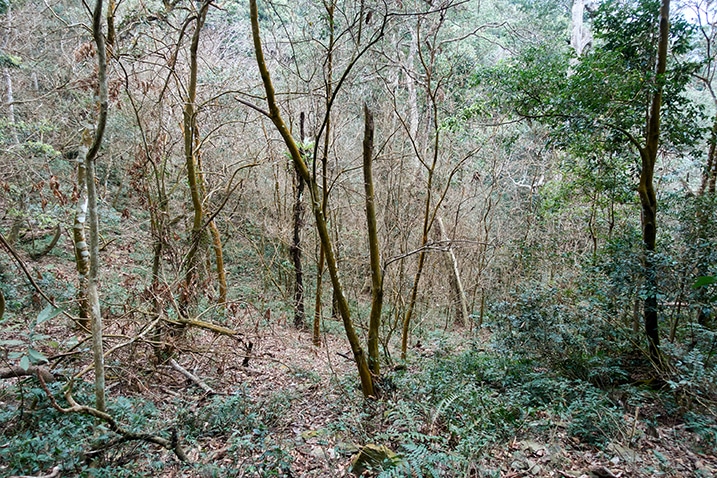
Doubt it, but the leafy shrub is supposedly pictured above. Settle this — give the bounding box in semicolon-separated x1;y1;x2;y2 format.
375;348;626;474
491;285;629;386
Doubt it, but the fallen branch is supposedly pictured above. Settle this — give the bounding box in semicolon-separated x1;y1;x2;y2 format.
37;372;189;462
73;317;160;380
169;316;243;337
168;358;216;395
10;465;62;478
0;366;55;383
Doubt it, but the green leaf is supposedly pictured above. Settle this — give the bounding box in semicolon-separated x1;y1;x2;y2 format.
27;348;49;364
693;276;716;289
0;339;26;347
37;304;62;325
19;355;30;371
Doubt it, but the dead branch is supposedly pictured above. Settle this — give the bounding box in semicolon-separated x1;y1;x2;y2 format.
74;317;160;380
0;366;55;383
29;224;62;260
168;358;216;395
37;372;189;462
167;316;242;337
10;465;62;478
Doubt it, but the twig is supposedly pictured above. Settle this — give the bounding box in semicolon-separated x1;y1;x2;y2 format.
73;317;160;380
168;358;216;395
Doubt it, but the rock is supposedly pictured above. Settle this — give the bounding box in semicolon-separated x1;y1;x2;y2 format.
607;443;641;463
349;444;401;476
310;446;335;460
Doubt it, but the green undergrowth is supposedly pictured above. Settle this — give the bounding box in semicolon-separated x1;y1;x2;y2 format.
0;379;298;477
0;381;163;477
368;347;627;476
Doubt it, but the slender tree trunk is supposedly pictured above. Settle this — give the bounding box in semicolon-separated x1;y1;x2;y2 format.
73;146;90;328
291;162;306;327
291;113;307;328
401;151;436;360
182;2;210;314
313;56;332;341
401;249;426;360
313;247;324;345
195;133;228;308
695;117;716;326
250;0;374;397
638;0;670;362
363;105;383;375
86;0;109;412
209;221;227;306
3;3;18;145
699;116;717;196
436;217;468;326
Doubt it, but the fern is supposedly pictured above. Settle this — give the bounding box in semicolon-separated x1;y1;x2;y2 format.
430;385;473;435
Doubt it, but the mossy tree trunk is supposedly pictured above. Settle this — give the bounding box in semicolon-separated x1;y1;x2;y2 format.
363;105;383;375
291;113;307;329
250;0;375;397
181;1;210;315
86;0;109;412
638;0;670;362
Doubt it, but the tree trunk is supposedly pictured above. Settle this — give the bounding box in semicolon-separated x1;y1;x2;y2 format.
291;162;306;328
401;157;435;360
436;217;468;326
638;0;670;362
291;113;308;328
312;1;336;345
250;0;374;397
86;0;109;412
181;2;210;314
363;105;383;375
570;0;592;56
209;221;227;306
313;246;324;346
699;116;717;196
195;130;228;308
73;146;90;328
401;248;426;360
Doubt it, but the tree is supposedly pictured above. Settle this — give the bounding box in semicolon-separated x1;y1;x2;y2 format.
503;0;703;361
249;0;380;397
85;0;109;412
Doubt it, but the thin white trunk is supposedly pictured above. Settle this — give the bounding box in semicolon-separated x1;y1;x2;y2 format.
437;217;469;326
73;146;90;325
571;0;592;56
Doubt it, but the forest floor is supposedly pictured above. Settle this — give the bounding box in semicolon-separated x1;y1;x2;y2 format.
2;299;717;477
156;322;717;478
0;234;716;477
7;310;711;478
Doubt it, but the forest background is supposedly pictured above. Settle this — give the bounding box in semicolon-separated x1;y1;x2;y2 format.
0;0;716;476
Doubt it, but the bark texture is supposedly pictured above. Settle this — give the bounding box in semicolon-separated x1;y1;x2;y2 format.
363;105;383;375
638;0;670;361
86;0;109;411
